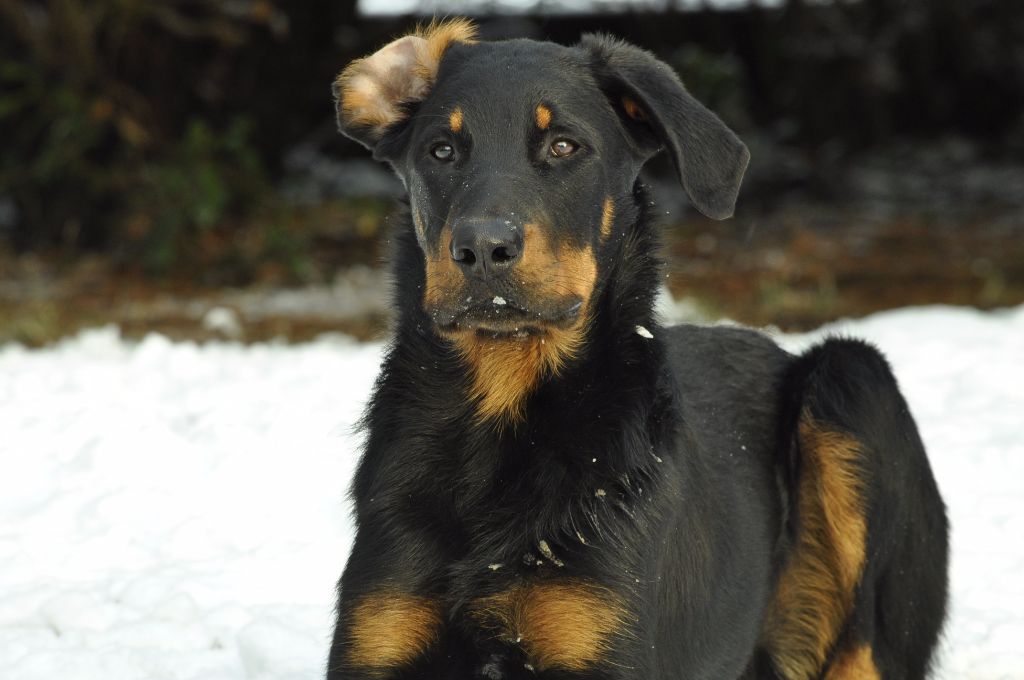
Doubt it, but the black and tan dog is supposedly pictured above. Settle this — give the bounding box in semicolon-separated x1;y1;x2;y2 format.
326;19;949;680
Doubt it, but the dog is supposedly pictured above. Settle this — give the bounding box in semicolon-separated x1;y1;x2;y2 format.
326;19;949;680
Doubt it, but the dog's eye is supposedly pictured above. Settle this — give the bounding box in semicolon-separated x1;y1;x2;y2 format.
550;139;577;158
430;143;455;161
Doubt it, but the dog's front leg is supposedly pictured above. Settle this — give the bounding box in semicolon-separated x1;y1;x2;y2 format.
325;518;466;679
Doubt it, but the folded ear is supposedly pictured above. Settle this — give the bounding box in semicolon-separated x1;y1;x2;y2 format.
581;34;749;220
333;19;476;151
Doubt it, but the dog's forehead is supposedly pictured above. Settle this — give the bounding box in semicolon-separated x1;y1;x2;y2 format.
428;39;595;113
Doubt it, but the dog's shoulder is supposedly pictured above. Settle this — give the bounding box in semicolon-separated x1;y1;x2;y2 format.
658;323;792;449
661;322;791;390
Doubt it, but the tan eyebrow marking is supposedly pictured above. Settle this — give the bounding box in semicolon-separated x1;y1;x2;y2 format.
535;104;552;130
449;106;463;132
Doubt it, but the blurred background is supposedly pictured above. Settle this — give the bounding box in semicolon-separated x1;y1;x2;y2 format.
2;0;1023;346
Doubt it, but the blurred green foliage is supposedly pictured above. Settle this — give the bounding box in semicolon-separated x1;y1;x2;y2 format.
127;117;266;272
0;0;291;275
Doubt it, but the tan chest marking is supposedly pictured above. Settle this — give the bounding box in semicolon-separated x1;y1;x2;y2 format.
470;581;633;672
346;592;442;673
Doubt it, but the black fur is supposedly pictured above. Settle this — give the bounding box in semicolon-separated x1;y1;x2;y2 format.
327;27;948;680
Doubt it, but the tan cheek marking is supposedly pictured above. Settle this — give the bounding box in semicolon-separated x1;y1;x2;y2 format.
535;104;553;130
517;222;558;285
558;244;599;303
471;582;633;672
519;224;599;304
413;209;426;240
347;592;442;671
763;412;869;679
825;645;881;680
600;197;615;241
423;225;462;308
449;106;463;132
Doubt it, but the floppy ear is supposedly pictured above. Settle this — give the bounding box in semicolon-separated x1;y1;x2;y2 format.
581;34;749;220
333;19;476;152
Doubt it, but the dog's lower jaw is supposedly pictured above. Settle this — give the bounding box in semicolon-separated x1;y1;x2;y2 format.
443;313;590;427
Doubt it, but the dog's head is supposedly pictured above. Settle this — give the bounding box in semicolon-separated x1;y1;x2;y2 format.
334;20;748;421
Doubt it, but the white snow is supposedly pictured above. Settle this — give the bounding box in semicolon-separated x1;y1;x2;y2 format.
1;305;1022;679
201;307;244;340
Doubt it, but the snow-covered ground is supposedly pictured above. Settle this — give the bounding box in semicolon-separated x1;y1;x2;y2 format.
1;304;1021;679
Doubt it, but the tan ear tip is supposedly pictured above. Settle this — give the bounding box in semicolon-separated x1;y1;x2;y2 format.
332;17;478;145
416;16;479;43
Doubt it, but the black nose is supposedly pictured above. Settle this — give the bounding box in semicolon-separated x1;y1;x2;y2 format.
449;218;524;278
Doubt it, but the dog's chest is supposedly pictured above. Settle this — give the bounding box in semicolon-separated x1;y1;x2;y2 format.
438;435;663;587
444;445;651;677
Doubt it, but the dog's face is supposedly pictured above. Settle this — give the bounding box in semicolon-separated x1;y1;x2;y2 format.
395;38;631;339
334;20;748;420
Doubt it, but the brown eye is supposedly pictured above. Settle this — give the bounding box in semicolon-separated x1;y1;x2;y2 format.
431;143;454;161
550;139;577;158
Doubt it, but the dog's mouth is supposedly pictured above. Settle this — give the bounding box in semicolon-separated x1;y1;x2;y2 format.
433;296;584;337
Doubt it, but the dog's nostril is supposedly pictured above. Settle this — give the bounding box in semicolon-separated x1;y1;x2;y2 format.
455;248;477;266
491;246;515;264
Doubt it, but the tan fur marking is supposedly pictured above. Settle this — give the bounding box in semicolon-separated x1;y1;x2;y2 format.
535;104;553;130
335;19;477;139
600;197;615;240
412;209;427;240
622;97;647;121
449;106;464;132
419;17;477;70
518;224;599;304
763;413;869;680
421;220;598;425
347;592;442;672
452;226;598;425
423;225;461;308
337;39;425;134
471;581;632;671
825;645;881;680
451;317;588;426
